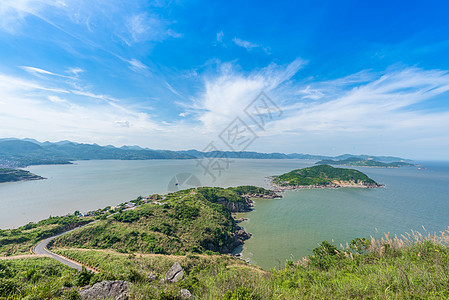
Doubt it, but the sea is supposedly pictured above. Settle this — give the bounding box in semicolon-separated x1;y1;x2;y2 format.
1;159;448;269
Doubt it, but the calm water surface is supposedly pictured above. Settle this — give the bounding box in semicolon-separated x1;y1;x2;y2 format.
1;159;448;270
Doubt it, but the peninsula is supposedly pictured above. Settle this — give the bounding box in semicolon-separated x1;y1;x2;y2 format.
271;165;382;190
0;168;45;183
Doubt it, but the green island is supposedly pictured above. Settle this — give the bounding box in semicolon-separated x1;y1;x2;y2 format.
271;164;382;189
2;184;449;299
0;168;45;183
316;157;416;168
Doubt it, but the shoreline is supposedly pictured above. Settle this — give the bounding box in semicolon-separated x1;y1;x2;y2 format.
267;176;383;191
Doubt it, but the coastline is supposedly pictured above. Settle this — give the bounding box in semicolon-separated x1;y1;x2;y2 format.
267;176;383;191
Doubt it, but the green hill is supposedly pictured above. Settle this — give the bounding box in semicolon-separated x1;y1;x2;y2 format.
49;186;276;255
272;165;381;188
0;168;45;183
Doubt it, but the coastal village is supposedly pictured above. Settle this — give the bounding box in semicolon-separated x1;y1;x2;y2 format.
71;194;168;218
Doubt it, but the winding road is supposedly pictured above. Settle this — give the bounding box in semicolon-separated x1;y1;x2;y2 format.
32;222;99;273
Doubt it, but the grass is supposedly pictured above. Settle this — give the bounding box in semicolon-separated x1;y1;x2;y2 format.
1;228;449;299
2;185;449;299
0;257;79;299
49;187;266;254
53;248;252;280
0;215;93;256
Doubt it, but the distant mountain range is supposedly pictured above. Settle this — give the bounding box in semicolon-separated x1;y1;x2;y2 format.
0;138;414;168
316;157;416;168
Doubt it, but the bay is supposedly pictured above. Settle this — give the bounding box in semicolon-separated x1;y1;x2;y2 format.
1;159;448;270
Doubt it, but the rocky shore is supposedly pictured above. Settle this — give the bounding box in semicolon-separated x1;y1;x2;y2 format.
222;191;282;256
268;176;383;191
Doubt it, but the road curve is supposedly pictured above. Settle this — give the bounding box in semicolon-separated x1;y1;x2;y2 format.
32;222;99;272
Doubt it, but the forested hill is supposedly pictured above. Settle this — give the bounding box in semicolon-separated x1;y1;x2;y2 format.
272;165;382;188
0;168;44;183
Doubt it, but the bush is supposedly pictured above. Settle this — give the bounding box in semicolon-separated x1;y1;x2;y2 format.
223;287;261;300
309;241;340;270
75;267;93;286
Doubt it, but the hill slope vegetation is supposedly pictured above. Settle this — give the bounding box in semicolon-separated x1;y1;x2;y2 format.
272;165;381;188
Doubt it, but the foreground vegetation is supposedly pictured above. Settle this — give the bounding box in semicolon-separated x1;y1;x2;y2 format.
2;185;448;298
272;164;380;187
0;216;92;256
2;228;449;299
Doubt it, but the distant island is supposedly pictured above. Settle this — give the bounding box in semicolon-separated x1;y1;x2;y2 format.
271;165;382;190
316;157;416;168
0;168;45;183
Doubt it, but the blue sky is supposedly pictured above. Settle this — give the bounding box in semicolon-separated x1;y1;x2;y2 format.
1;0;449;160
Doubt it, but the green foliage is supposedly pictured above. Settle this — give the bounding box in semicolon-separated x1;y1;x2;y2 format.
0;215;92;256
3;236;449;299
0;257;78;298
51;187;254;254
309;241;340;270
223;286;261;300
173;203;200;221
229;185;277;196
273;165;378;186
75;267;93;286
0;168;44;183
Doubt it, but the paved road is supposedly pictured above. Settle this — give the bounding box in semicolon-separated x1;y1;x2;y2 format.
32;222;99;272
31;209;133;272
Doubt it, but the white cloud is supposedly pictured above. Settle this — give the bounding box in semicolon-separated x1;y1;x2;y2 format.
126;58;150;75
260;67;449;158
67;67;83;77
216;30;224;43
232;37;270;53
0;71;167;146
190;59;305;132
299;86;324;100
232;37;259;50
124;12;180;45
0;0;66;33
21;66;76;80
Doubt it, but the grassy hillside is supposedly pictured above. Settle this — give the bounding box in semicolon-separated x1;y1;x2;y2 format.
0;216;92;256
272;165;379;187
50;187;265;254
2;229;449;299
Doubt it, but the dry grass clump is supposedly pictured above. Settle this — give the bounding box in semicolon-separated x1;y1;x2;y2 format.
344;226;449;256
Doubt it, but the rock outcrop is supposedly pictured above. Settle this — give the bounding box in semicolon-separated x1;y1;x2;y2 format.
217;197;254;212
233;228;251;247
165;262;185;283
179;289;192;298
79;280;130;300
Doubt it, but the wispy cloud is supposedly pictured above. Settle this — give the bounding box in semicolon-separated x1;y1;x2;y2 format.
190;58;305;132
0;0;62;34
263;67;449;157
232;37;270;53
123;12;180;45
216;30;224;43
125;58;151;75
21;66;77;80
0;70;165;146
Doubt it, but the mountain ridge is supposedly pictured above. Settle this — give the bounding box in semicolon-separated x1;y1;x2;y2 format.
0;138;414;168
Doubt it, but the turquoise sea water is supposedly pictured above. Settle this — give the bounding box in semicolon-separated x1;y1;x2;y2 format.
1;159;448;269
